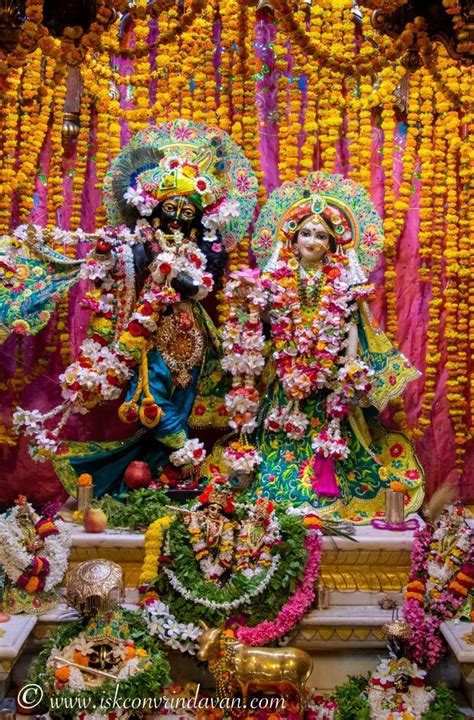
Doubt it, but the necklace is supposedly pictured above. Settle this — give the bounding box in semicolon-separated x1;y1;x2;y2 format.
155;306;204;387
297;266;323;308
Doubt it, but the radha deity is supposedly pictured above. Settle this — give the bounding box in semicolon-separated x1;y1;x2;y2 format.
9;121;257;497
223;172;424;524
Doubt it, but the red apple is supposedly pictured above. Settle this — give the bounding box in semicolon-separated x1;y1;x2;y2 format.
124;460;152;489
83;508;108;534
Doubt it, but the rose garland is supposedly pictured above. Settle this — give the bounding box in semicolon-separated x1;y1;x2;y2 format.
0;501;71;594
235;529;322;645
403;506;474;668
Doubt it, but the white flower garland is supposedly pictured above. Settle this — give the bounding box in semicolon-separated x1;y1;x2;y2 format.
162;554;281;611
0;505;71;592
142;599;202;655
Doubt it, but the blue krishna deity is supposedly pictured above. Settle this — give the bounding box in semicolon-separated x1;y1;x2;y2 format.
7;121;257;497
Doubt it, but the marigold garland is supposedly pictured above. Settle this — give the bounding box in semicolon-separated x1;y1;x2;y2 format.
139;515;175;585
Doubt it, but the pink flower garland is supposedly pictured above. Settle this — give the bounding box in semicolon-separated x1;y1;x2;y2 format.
235;530;322;645
403;520;474;669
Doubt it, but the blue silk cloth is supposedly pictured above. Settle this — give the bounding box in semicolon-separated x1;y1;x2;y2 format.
53;306;230;498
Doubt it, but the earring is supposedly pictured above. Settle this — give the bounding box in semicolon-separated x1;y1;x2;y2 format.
152;217;160;229
190;228;198;242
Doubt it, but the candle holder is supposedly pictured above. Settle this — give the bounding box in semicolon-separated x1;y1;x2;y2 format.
386;488;405;525
77;484;94;513
316;580;330;610
371;489;419;531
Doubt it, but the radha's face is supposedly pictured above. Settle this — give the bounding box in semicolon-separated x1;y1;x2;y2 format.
296;221;331;267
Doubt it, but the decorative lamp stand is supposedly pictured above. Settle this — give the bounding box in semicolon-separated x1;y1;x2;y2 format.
77;483;94;513
371;489;419;532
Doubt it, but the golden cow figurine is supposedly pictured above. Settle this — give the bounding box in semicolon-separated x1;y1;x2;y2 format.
197;622;313;713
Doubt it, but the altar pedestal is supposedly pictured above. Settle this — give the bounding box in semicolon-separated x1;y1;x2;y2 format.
66;516;420;592
36;516;422;691
441;621;474;706
0;516;426;700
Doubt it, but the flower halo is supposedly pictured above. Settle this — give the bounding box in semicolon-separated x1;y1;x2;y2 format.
104;120;258;250
251;171;384;274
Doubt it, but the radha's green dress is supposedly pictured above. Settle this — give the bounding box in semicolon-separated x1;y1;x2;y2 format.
250;301;424;524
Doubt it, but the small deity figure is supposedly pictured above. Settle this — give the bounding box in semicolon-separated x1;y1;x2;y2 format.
235;498;280;577
224;172;424;523
9;121;257;497
182;480;236;583
0;496;71;614
32;560;170;702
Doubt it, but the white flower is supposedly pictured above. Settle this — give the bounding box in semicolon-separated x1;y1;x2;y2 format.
202;199;239;230
169;439;206;467
123;185;145;206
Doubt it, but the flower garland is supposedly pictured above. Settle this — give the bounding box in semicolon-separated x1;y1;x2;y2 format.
235;528;322;645
403;506;474;668
28;609;170;720
143;598;202;655
142;526;321;652
140;507;310;649
221;269;266;442
0;500;71;594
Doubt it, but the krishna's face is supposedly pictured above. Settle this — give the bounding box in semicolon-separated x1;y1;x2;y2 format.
155;195;201;237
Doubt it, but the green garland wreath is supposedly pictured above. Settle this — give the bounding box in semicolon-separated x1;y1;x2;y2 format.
150;507;307;628
28;609;170;720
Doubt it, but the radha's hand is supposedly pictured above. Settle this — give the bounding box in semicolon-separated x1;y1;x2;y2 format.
229;267;260;300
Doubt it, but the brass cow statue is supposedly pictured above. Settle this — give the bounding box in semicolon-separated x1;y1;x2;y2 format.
197;623;313;713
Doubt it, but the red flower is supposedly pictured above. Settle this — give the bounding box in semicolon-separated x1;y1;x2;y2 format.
189;253;202;268
202;275;213;287
139;301;153;316
405;469;420;480
169;159;180;169
159;262;172;275
144;404;159;420
390;443;404;458
96;239;112;254
194;404;206;416
127;320;147;338
91;334;108;346
196;178;207;192
217;405;227;416
193;448;204;460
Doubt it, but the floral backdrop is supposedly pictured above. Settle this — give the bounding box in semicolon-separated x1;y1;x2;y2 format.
0;0;472;507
